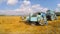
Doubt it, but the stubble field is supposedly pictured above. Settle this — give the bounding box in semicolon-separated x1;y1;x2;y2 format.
0;16;60;34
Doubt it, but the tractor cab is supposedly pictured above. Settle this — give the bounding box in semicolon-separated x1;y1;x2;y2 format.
46;10;57;21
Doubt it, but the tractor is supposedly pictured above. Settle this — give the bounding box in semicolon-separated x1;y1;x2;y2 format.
23;12;48;25
46;10;57;21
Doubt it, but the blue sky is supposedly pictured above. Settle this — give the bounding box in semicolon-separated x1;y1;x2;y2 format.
0;0;60;10
30;0;60;10
0;0;60;15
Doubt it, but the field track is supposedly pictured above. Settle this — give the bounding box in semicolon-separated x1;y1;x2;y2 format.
0;16;60;34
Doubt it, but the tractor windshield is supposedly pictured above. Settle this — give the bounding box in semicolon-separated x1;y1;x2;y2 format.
38;13;41;15
32;14;37;17
31;12;41;17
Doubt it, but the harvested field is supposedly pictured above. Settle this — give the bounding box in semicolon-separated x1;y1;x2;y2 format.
0;16;60;34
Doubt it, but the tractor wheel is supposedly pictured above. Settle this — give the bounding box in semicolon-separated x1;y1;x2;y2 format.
39;19;45;25
46;15;51;20
51;16;54;21
55;15;57;20
31;22;36;26
55;17;57;20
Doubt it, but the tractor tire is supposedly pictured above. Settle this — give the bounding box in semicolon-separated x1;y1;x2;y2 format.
55;17;57;20
39;19;48;25
39;19;45;25
51;16;55;21
31;22;36;26
46;15;51;20
55;15;57;20
31;23;36;26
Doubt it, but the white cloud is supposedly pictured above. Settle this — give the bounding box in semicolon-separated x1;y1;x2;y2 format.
32;4;48;13
42;8;48;13
32;4;43;12
55;4;60;12
23;0;31;6
0;0;33;16
0;0;48;16
7;0;18;5
0;0;3;3
0;0;6;4
57;4;60;7
14;0;33;16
